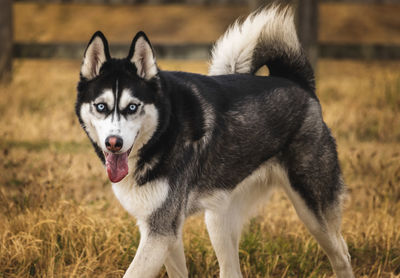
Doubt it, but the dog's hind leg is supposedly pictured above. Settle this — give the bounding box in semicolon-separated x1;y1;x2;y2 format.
280;98;354;278
282;183;354;278
164;235;188;278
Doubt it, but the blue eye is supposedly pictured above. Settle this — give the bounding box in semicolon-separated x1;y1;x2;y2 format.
95;103;107;113
128;104;138;113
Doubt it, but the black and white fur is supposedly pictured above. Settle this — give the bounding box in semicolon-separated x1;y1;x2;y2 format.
76;5;354;278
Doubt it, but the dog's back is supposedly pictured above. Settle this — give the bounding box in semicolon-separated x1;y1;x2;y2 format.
156;70;311;191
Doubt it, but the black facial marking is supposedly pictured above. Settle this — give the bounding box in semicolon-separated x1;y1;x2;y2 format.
114;79;121;121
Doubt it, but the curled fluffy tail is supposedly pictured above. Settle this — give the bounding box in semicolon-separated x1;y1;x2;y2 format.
209;5;315;92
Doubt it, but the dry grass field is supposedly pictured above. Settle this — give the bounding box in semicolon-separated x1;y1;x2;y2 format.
0;58;399;278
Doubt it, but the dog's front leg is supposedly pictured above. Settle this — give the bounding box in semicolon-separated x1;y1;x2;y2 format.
164;234;188;278
123;232;172;278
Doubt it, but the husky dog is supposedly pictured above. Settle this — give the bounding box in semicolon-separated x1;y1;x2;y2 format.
76;5;354;278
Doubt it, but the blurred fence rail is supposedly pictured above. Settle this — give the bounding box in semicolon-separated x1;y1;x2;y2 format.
13;42;400;60
2;0;400;82
13;42;212;60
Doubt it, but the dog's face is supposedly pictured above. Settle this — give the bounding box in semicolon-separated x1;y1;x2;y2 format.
76;31;160;183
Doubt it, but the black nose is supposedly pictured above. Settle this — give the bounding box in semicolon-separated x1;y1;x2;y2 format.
105;135;123;152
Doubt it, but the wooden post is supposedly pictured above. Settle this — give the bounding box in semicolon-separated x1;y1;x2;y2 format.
296;0;318;70
0;0;13;83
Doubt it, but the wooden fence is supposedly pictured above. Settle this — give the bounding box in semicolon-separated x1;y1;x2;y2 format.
1;0;400;82
0;0;13;82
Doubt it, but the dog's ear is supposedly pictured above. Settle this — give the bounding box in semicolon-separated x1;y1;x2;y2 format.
127;31;158;80
80;31;111;80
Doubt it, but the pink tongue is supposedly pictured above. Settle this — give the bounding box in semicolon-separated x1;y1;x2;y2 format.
105;152;129;183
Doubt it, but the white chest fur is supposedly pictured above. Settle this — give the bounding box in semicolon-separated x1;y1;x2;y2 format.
112;176;169;220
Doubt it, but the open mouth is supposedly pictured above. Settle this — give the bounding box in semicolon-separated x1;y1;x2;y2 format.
104;147;132;183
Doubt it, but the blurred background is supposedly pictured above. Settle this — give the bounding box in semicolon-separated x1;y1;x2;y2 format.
1;0;400;76
0;0;399;277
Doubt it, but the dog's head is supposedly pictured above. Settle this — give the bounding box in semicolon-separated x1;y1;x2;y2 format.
76;31;162;183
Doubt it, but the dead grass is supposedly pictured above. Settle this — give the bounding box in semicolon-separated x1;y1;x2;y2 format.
0;59;399;277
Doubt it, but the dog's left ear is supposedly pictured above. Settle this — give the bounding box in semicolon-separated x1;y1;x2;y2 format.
127;31;158;80
81;31;111;80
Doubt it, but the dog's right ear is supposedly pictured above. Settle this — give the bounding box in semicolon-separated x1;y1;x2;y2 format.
80;31;111;80
127;31;158;80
